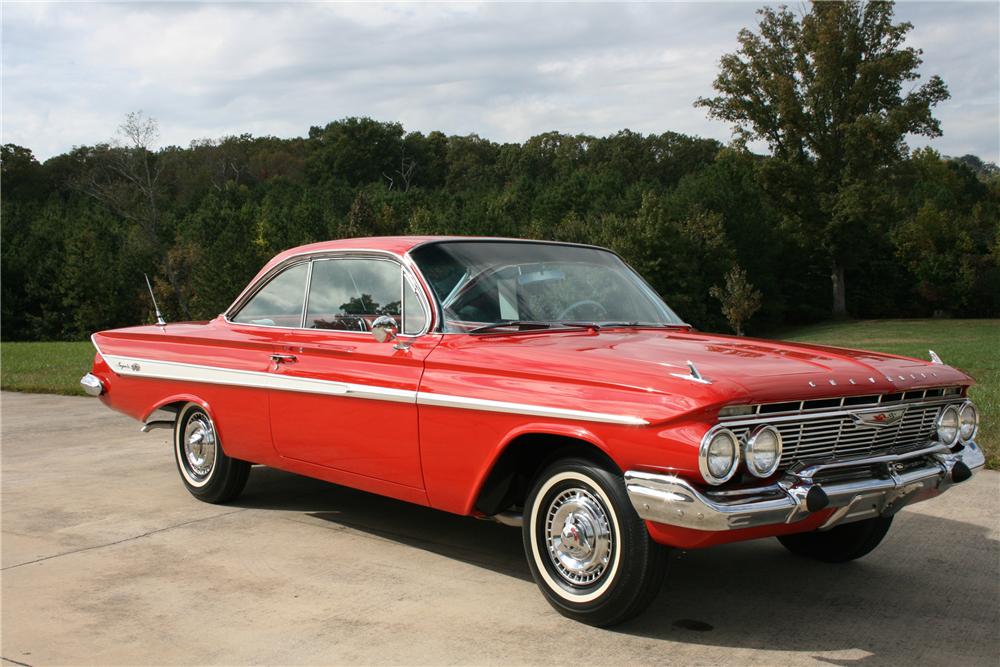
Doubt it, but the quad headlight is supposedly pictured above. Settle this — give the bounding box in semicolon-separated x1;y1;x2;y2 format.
936;404;960;446
744;425;783;478
959;401;979;443
699;428;740;485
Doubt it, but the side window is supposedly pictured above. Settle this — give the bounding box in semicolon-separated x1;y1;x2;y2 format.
306;259;402;331
403;276;427;335
232;263;308;327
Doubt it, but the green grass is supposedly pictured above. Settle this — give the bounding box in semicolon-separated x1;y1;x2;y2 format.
1;341;97;395
777;319;998;469
3;319;997;468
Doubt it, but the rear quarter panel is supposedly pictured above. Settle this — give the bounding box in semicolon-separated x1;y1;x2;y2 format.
91;321;277;465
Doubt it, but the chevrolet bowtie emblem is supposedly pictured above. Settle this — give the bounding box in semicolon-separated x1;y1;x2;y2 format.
852;408;906;427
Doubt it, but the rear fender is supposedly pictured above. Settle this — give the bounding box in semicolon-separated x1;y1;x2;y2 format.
143;394;212;423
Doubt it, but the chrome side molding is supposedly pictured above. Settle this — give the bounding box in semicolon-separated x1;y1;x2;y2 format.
141;408;179;433
140;421;175;433
490;511;524;528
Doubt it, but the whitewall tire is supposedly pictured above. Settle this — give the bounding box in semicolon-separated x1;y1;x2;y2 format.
173;403;250;504
522;457;669;626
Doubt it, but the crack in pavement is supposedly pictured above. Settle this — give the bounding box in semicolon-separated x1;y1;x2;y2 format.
2;657;34;667
1;509;247;571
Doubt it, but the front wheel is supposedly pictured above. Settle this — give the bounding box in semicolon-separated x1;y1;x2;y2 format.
523;458;668;627
777;515;893;563
174;403;250;504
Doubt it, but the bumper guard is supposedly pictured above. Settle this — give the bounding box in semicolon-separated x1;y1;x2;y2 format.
624;441;985;532
80;373;104;397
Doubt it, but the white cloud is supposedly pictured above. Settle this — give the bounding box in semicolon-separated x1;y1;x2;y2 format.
2;1;997;162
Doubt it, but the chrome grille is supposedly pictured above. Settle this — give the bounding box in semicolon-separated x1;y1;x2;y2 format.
722;400;956;468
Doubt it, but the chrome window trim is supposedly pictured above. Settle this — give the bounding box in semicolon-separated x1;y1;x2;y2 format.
224;249;433;338
401;270;427;335
298;260;314;328
227;258;312;329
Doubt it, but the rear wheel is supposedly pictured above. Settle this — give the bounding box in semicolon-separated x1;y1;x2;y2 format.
174;403;250;504
777;516;893;563
522;458;668;627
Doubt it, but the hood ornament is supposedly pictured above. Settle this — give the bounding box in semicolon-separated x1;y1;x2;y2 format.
670;360;711;385
928;350;943;365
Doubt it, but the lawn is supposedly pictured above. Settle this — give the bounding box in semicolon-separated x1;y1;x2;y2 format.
777;319;998;469
1;341;97;395
2;319;997;468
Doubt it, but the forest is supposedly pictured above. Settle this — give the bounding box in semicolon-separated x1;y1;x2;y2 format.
2;117;998;341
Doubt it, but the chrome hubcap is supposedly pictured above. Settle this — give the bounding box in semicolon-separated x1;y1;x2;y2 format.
544;487;613;586
183;415;216;480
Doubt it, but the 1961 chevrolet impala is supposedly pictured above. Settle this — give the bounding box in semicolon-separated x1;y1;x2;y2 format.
82;237;984;626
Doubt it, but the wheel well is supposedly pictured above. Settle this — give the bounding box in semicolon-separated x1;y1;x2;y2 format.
145;400;185;423
473;434;620;516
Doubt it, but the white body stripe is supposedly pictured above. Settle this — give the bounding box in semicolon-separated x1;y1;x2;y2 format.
415;392;647;425
97;350;647;425
104;354;354;398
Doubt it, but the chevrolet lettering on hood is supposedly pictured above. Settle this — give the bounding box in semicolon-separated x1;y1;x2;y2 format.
80;236;985;627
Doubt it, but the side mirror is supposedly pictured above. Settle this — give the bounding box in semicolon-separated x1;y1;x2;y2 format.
371;315;399;343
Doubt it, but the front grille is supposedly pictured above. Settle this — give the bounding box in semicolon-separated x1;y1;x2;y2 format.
721;398;959;468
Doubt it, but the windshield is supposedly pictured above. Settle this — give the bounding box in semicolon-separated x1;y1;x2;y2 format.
409;241;684;333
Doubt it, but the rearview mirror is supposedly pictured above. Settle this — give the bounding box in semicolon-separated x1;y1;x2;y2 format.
371;315;399;343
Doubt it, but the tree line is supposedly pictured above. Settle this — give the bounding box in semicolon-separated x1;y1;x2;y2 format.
2;1;998;341
3;119;996;340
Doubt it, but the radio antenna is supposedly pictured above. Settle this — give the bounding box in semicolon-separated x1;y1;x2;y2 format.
144;273;166;326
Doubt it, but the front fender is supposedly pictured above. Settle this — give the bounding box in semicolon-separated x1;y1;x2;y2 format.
462;421;614;516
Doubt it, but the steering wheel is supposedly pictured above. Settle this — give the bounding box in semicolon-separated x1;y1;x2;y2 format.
557;300;608;321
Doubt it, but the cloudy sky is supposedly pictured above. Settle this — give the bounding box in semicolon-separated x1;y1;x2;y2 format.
3;1;998;162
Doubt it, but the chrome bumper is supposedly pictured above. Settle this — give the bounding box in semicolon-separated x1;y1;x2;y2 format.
80;373;104;396
624;442;986;532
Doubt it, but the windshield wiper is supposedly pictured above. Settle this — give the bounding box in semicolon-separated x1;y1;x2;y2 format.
561;321;687;329
469;320;596;334
469;320;690;335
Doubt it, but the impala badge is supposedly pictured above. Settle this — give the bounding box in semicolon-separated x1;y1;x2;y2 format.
852;408;906;428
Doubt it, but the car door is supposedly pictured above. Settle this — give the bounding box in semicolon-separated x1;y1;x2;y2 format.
265;253;439;490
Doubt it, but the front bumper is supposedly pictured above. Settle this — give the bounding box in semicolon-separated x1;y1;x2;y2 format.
624;441;985;532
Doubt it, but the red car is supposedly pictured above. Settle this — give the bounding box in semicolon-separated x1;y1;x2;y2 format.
82;236;984;626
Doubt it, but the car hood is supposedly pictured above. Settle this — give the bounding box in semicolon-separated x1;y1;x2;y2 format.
438;328;973;407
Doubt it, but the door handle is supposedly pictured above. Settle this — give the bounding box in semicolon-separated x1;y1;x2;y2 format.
270;353;297;364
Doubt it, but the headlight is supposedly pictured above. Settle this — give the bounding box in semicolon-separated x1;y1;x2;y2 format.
936;405;960;446
699;428;740;485
959;401;979;442
744;425;782;477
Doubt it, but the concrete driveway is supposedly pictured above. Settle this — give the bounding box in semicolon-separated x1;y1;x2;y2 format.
2;391;998;666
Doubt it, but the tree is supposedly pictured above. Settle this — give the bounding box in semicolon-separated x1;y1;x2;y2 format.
342;191;376;238
82;111;192;319
710;265;763;336
306;117;405;187
696;1;950;317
